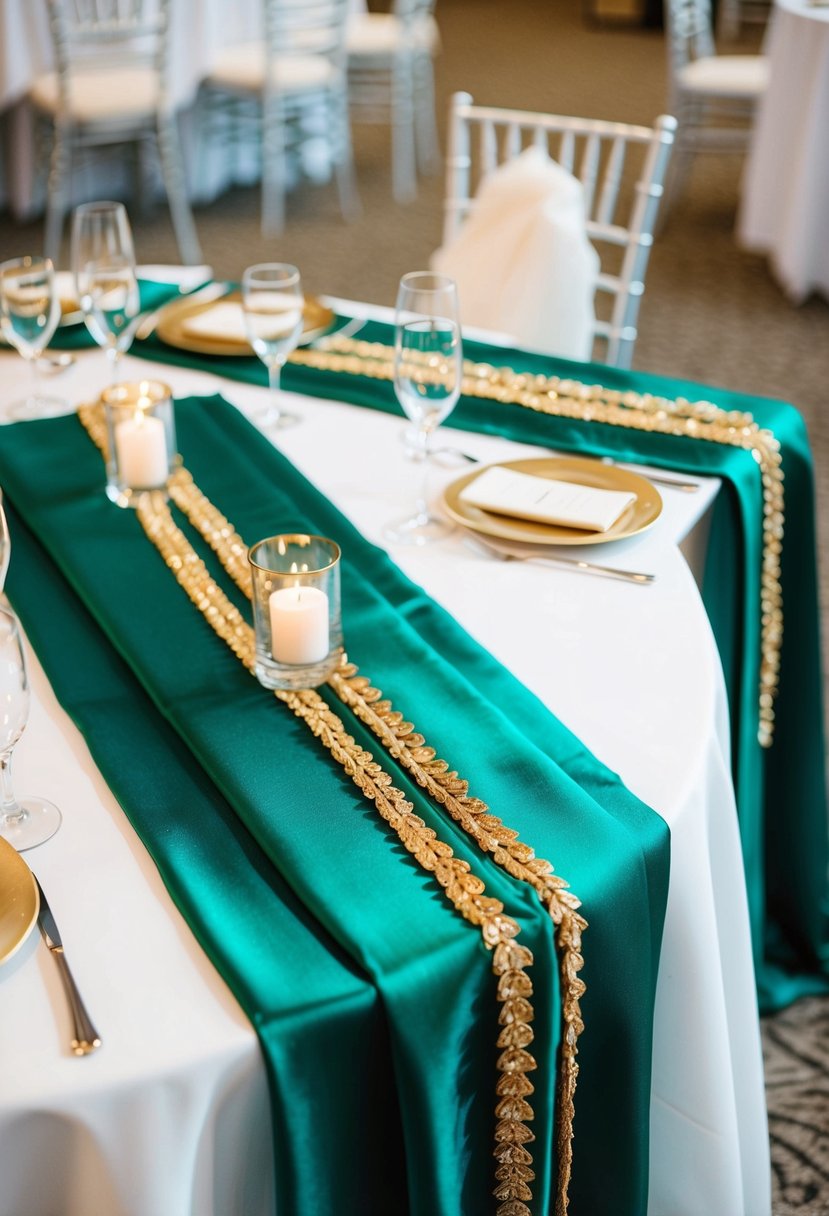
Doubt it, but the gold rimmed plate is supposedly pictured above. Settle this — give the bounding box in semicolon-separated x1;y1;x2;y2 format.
443;456;663;546
155;290;334;356
0;836;39;967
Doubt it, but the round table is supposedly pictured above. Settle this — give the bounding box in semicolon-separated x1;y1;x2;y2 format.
738;0;829;302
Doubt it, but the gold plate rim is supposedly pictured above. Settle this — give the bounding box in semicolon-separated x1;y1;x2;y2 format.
442;456;663;546
0;836;39;968
155;290;334;357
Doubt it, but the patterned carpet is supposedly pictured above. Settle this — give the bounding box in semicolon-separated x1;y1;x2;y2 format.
1;0;827;1209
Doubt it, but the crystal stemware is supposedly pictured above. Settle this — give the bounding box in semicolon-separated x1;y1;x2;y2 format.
0;256;63;420
72;200;140;385
0;606;61;850
384;271;463;545
241;262;304;430
0;489;9;595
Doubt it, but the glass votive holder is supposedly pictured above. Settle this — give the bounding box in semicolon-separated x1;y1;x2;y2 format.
101;379;176;508
249;534;343;691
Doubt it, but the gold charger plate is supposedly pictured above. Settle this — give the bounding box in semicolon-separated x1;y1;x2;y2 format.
0;836;39;967
155;290;334;357
443;456;663;546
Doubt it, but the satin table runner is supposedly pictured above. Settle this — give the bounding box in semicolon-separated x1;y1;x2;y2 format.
1;397;670;1216
133;305;829;1015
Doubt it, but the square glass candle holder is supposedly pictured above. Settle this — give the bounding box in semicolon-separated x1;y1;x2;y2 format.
249;534;343;690
101;380;176;507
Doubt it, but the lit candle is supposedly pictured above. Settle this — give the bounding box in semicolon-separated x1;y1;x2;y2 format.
114;404;168;489
269;584;329;665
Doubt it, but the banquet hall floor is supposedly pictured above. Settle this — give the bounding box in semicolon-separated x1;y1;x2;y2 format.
0;0;827;1210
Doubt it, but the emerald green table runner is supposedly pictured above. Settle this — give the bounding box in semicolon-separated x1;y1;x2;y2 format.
132;319;829;1013
1;397;670;1216
48;279;186;351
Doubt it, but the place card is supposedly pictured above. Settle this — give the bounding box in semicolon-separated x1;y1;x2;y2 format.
460;464;636;532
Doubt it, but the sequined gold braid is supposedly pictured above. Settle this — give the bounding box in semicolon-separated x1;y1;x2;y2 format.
290;336;785;749
76;404;545;1216
162;462;586;1213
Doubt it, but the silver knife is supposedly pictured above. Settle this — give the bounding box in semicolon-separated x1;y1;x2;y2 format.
34;876;102;1056
134;279;230;342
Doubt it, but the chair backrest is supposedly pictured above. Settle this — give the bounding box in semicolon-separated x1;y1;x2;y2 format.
46;0;170;107
443;92;677;369
394;0;437;26
664;0;717;77
263;0;350;68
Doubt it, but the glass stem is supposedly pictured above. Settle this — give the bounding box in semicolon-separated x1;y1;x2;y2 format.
108;346;119;387
412;427;431;515
0;752;23;824
29;352;41;406
266;361;283;426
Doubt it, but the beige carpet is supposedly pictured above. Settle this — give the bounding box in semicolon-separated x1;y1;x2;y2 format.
1;0;827;1209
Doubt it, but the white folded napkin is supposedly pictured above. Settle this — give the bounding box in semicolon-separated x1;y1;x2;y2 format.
53;271;79;310
181;301;250;344
431;146;599;360
459;465;635;532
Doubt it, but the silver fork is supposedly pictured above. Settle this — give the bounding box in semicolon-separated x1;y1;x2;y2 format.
466;533;656;585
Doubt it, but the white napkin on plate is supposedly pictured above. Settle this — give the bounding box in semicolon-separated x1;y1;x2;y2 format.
181;301;249;344
431;146;599;360
459;465;635;532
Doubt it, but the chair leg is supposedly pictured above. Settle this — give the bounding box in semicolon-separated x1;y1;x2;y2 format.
44;123;72;266
391;58;417;203
156;110;203;266
261;92;286;236
413;53;440;176
331;87;360;223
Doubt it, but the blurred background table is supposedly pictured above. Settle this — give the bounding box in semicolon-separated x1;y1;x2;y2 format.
738;0;829;301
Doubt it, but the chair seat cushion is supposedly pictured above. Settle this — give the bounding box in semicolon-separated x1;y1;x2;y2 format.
678;54;769;98
208;42;336;93
30;66;160;123
346;13;440;59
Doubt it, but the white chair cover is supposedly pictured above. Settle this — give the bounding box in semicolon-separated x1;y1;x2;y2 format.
432;145;599;360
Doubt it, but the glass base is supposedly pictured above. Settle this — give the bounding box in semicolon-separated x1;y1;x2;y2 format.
257;407;300;431
6;395;67;421
384;508;455;546
0;796;62;851
255;648;342;691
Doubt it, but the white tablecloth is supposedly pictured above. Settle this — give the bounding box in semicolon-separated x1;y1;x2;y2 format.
738;0;829;302
0;308;771;1216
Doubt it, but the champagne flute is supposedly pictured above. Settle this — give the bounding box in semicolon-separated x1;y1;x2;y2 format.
384;272;463;545
71;201;140;385
241;262;304;430
0;256;62;420
0;605;61;850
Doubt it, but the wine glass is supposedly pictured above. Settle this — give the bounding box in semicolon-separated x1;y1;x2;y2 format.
241;262;304;430
384;272;463;545
0;256;62;420
0;488;9;595
0;606;61;850
71;201;140;385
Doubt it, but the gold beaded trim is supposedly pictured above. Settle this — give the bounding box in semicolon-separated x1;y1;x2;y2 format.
290;337;784;748
76;404;548;1216
161;458;586;1214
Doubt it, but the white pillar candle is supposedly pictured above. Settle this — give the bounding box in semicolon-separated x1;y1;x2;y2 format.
269;585;329;665
114;408;168;489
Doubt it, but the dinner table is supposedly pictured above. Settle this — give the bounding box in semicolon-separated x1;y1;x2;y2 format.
737;0;829;301
0;274;826;1216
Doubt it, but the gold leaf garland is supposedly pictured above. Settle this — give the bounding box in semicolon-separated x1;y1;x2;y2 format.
159;455;586;1213
76;404;548;1216
290;336;784;748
